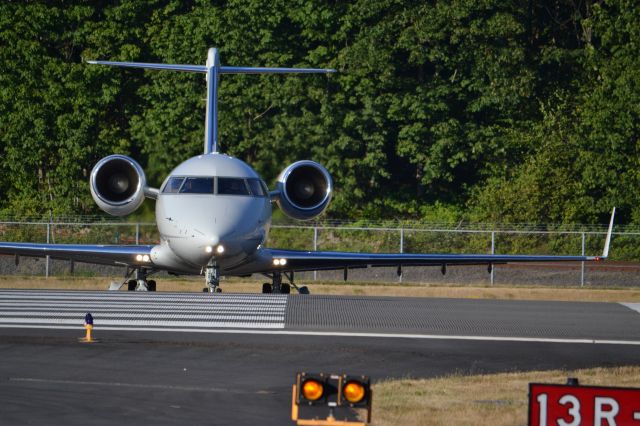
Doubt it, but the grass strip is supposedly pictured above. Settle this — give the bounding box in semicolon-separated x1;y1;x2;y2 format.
371;366;640;426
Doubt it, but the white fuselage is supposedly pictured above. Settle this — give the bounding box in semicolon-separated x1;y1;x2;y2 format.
150;154;272;275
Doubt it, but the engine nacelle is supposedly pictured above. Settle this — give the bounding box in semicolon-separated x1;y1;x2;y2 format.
273;160;332;220
90;155;147;216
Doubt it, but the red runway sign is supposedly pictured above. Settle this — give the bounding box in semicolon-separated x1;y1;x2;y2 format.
529;383;640;426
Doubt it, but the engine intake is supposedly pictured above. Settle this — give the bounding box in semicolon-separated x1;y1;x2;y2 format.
274;160;332;220
90;155;147;216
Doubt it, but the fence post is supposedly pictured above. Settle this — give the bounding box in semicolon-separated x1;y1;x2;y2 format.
136;223;140;245
490;231;495;285
399;228;404;283
45;222;50;278
313;227;318;281
581;232;585;287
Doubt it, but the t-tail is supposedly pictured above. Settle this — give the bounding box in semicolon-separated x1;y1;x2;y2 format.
87;47;336;154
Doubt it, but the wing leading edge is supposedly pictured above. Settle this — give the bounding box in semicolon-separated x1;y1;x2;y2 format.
259;208;616;274
0;242;153;268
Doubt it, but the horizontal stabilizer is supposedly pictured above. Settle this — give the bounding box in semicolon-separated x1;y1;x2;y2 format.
85;62;336;75
220;66;336;74
86;60;206;73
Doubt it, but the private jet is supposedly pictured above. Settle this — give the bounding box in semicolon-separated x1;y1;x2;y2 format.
0;48;616;293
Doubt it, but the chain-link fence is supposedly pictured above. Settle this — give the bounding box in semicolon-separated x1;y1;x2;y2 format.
1;220;639;287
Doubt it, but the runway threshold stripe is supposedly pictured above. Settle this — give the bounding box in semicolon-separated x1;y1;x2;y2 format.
0;295;287;304
0;324;638;345
0;306;285;313
0;322;283;329
0;302;285;309
0;313;285;321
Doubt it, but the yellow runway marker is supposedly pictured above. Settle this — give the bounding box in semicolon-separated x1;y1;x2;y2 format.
78;313;99;343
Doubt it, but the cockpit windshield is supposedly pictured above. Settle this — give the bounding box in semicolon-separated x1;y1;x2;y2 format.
162;176;268;197
163;177;184;193
247;178;265;196
218;177;250;195
179;177;214;194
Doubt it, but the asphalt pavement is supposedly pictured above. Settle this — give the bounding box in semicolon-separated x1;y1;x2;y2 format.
1;290;640;425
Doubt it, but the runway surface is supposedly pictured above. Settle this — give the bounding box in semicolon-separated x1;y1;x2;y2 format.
2;289;640;425
2;289;640;342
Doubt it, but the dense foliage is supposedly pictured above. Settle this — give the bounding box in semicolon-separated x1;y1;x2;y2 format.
1;0;638;224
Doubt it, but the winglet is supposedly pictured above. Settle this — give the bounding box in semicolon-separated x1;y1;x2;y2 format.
602;207;616;259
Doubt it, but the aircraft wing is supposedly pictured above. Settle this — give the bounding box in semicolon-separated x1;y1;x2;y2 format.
263;250;605;274
0;242;153;268
263;208;616;274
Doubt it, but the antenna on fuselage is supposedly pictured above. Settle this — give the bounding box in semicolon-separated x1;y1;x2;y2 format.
87;48;336;154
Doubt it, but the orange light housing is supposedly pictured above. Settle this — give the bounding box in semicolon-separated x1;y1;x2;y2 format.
343;381;366;403
302;379;324;401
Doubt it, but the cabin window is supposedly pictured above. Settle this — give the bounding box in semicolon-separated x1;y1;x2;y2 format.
162;177;185;193
179;177;214;194
247;178;266;197
217;177;250;195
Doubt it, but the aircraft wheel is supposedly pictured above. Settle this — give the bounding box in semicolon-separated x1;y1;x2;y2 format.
281;283;291;294
262;283;272;294
215;287;222;293
127;280;137;291
147;280;156;292
202;287;208;293
298;286;310;295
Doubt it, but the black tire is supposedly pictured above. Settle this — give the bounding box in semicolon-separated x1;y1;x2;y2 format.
147;280;156;292
281;283;291;294
262;283;272;294
202;287;209;292
298;286;310;295
127;280;136;291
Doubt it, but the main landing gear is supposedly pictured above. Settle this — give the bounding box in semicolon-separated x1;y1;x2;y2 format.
262;272;309;295
112;268;156;291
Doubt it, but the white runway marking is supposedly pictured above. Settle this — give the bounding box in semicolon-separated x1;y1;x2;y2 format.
0;291;286;330
2;324;640;346
621;303;640;314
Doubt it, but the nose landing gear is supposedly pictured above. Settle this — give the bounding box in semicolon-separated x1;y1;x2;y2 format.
203;261;222;293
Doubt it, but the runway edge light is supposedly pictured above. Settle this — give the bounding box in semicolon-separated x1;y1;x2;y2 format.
78;312;98;343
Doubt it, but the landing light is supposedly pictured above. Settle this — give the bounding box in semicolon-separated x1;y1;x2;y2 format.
273;258;287;266
205;246;213;254
136;254;142;261
135;254;150;263
216;245;225;254
142;254;150;262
